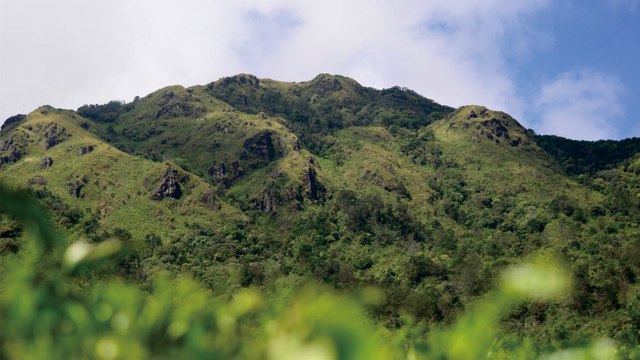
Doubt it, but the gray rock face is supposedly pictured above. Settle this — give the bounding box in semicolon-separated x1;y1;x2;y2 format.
1;114;26;132
242;132;277;161
68;176;89;198
304;166;326;202
43;123;67;150
151;168;189;200
77;145;95;156
0;136;24;169
481;119;510;141
0;137;14;152
456;109;527;147
40;156;54;169
466;110;478;120
257;165;329;213
208;161;244;188
479;118;525;147
260;184;279;213
0;147;21;168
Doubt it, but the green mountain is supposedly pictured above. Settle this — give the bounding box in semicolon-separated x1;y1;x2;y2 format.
2;74;640;351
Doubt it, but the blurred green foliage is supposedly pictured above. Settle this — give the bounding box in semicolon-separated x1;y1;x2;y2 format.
1;183;633;359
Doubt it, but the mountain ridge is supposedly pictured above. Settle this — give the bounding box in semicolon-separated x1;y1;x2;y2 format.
1;74;640;346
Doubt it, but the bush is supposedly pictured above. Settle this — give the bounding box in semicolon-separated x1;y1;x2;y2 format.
0;183;628;359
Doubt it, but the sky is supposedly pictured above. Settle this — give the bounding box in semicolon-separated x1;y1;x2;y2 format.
0;0;638;140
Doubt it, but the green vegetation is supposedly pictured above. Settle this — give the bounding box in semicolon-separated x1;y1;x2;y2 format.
536;135;640;175
1;74;640;358
0;184;625;359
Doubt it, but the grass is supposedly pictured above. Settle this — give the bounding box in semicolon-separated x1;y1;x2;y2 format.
1;75;639;350
0;107;244;245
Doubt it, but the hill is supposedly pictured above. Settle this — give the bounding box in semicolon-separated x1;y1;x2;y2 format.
1;74;640;350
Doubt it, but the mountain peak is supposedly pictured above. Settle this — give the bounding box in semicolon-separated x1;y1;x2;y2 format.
211;73;261;89
443;105;534;147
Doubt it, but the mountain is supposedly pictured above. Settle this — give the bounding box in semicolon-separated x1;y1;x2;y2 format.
1;74;640;347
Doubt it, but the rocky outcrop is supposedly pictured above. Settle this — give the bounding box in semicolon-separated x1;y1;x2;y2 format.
0;136;24;169
155;91;207;119
481;119;511;142
260;184;280;213
466;110;478;120
477;117;530;147
151;168;189;200
40;156;54;169
77;145;95;156
310;74;343;95
204;74;261;110
0;147;21;168
208;160;243;188
68;175;89;198
0;137;15;152
242;132;277;161
455;107;529;147
240;132;284;172
43;123;68;150
304;165;326;202
255;162;327;213
212;162;226;178
465;107;490;120
1;114;26;132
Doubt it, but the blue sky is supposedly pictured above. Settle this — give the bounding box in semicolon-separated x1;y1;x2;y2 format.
0;0;638;140
513;0;640;139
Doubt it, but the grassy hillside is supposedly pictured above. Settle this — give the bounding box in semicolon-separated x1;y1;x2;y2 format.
0;107;248;281
1;74;640;355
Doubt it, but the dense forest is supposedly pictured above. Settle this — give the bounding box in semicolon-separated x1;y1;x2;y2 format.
1;74;639;358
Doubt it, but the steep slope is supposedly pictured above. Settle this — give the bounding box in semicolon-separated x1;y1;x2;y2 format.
74;74;453;219
0;107;246;273
204;74;454;151
81;84;327;216
428;106;601;215
1;75;639;346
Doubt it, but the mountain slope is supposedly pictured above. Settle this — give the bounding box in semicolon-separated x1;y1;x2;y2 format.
536;134;640;175
1;74;639;346
0;107;246;272
203;74;454;151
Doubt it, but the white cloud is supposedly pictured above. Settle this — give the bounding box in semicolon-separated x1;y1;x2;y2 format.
0;0;248;119
534;70;624;140
234;0;550;121
0;0;550;127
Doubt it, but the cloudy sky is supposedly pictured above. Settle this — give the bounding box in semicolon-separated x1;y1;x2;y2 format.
1;0;638;140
